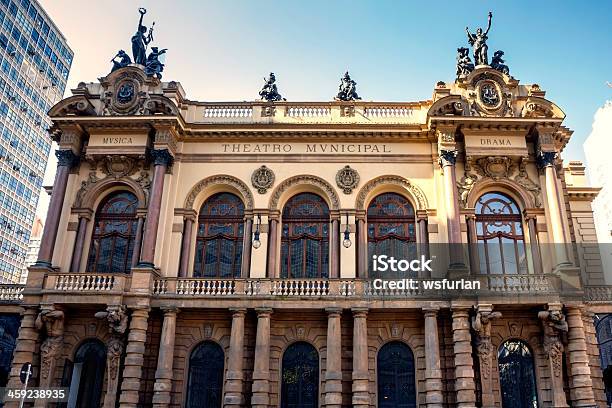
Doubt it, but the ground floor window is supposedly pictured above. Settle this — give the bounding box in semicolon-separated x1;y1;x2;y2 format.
498;339;538;408
186;341;224;408
377;341;416;408
281;342;319;408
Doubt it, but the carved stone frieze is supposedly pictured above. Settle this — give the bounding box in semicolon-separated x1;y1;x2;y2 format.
251;165;275;194
40;336;63;380
336;165;360;194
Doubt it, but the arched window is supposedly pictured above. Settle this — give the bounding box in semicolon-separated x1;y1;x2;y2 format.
377;341;416;408
498;340;538;408
194;193;244;278
281;342;319;408
475;192;527;274
86;191;138;273
185;341;224;408
367;193;416;277
71;339;106;408
281;193;329;278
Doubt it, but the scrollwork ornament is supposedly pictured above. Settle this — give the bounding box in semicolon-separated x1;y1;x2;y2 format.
106;336;124;380
438;149;458;167
538;309;568;378
40;336;63;380
251;165;275;194
336;165;360;194
471;308;502;380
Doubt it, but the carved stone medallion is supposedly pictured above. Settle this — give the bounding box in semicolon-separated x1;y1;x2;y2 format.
475;156;516;180
251;165;275;194
336;165;360;194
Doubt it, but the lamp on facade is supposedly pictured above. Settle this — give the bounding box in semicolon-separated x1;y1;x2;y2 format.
252;214;262;249
342;213;352;248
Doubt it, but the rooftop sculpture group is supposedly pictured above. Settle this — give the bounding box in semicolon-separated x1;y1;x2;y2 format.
457;11;510;78
336;71;361;101
109;8;167;79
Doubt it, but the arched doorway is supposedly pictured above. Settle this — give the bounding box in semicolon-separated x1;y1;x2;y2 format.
185;341;225;408
70;339;106;408
377;341;416;408
281;342;319;408
498;339;538;408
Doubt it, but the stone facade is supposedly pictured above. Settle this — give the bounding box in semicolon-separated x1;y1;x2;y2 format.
0;62;610;408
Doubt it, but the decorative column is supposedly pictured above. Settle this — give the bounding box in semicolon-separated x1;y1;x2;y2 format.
251;308;272;408
417;211;431;278
224;308;246;407
356;212;367;278
451;307;476;407
439;149;465;270
266;214;279;278
6;307;39;390
94;305;129;408
152;307;179;408
178;212;196;278
324;308;342;408
69;211;91;271
330;217;340;278
119;306;150;408
131;212;146;267
351;308;369;408
471;304;502;408
537;150;571;268
36;150;78;267
524;211;543;274
465;212;480;275
34;306;65;408
423;307;443;408
538;304;569;408
566;306;596;407
138;149;173;267
240;216;253;277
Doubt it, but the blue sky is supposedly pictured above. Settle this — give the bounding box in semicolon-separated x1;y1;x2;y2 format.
40;0;612;163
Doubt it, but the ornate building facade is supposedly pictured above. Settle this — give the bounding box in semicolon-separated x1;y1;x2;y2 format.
2;46;612;408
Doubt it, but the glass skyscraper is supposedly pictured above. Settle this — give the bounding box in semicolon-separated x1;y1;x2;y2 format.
0;0;72;283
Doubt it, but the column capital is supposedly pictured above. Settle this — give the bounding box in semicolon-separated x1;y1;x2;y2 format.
230;308;247;317
55;149;79;168
536;150;557;169
150;148;174;167
352;307;368;318
255;307;273;317
160;306;180;316
422;306;439;317
438;149;458;167
325;307;343;316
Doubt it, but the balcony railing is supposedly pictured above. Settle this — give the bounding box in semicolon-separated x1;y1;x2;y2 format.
195;101;426;125
0;284;23;302
487;274;552;293
45;273;129;293
584;285;612;302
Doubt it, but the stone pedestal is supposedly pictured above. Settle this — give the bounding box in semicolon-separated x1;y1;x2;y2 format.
324;308;342;408
152;307;179;408
566;307;595;407
224;308;246;407
351;308;369;408
119;307;150;408
251;308;272;408
451;308;476;407
423;308;443;408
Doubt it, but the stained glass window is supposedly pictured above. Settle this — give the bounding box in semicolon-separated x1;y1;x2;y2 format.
498;340;538;408
281;342;319;408
475;192;528;274
186;341;224;408
86;191;138;273
367;193;416;277
194;193;244;278
377;341;416;408
281;193;329;278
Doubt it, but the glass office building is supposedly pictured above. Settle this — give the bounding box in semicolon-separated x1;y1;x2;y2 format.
0;0;72;282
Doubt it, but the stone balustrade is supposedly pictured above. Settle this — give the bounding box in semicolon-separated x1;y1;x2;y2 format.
487;274;552;293
584;285;612;302
193;101;426;125
45;273;128;292
0;284;23;301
